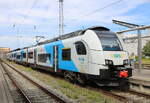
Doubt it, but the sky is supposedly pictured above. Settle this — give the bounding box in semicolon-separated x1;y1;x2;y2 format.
0;0;150;50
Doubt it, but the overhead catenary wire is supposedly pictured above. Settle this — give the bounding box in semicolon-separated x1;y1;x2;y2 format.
13;0;39;27
13;0;125;36
84;0;124;17
12;0;39;48
64;0;124;31
21;0;40;24
67;0;124;22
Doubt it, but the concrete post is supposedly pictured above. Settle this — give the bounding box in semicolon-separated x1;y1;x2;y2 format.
137;30;142;73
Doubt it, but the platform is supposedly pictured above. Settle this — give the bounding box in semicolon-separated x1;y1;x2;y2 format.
129;69;150;94
132;69;150;81
0;64;14;103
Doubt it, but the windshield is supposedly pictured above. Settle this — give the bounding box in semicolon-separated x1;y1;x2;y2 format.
95;31;123;51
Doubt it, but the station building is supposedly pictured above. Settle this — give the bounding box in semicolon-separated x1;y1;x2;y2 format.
119;34;150;56
0;47;10;58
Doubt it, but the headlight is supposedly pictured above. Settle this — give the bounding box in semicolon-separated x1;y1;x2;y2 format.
105;59;113;65
123;59;129;65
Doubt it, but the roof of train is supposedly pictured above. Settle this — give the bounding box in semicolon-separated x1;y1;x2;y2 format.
9;26;110;53
37;26;109;45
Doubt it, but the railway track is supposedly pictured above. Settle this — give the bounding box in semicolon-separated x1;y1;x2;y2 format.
0;61;29;103
0;60;73;103
134;64;150;70
86;86;150;103
110;90;150;103
2;60;150;103
1;63;33;103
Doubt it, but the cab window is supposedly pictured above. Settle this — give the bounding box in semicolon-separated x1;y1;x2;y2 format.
75;41;87;55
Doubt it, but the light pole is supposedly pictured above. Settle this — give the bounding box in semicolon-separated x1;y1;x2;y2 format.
33;25;45;44
13;24;20;48
59;0;64;36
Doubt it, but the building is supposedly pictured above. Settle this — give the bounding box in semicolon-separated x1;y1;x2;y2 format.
118;34;150;56
0;47;10;58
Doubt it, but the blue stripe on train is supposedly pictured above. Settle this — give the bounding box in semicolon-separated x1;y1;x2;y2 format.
44;40;78;72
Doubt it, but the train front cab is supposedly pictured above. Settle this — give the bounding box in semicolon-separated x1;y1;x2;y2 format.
82;29;132;86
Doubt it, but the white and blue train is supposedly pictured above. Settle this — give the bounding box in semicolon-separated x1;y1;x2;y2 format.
7;26;132;86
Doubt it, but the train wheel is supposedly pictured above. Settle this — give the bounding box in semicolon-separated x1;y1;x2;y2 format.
64;71;77;84
77;74;86;86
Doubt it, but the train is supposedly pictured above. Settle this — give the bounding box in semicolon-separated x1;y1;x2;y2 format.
7;26;132;87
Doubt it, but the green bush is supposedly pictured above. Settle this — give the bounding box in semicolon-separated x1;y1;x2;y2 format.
143;41;150;57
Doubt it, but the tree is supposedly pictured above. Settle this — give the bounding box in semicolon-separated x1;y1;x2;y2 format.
143;41;150;57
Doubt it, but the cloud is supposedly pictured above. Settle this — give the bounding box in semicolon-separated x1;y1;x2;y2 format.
1;0;149;25
13;9;57;20
0;35;47;49
0;0;150;49
64;0;150;22
0;15;37;25
0;35;34;44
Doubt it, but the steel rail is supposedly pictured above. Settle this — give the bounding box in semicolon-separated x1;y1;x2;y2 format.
86;84;150;103
5;60;150;102
86;87;129;103
129;90;150;99
2;60;70;103
99;89;129;103
100;88;150;103
134;64;150;70
2;60;133;103
0;62;32;103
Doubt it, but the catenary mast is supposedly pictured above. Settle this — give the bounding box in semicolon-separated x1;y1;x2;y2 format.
59;0;64;36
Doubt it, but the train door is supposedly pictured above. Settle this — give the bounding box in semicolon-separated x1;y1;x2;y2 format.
75;41;89;73
26;49;28;63
34;49;37;66
53;45;58;72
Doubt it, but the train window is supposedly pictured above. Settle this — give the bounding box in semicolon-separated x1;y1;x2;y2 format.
28;52;33;59
16;55;20;59
62;48;71;60
75;41;87;55
38;54;51;63
95;31;123;51
23;53;26;58
100;37;122;51
14;54;16;58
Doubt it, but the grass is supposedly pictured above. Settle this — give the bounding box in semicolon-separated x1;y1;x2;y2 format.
141;58;150;64
5;60;120;103
135;56;150;64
